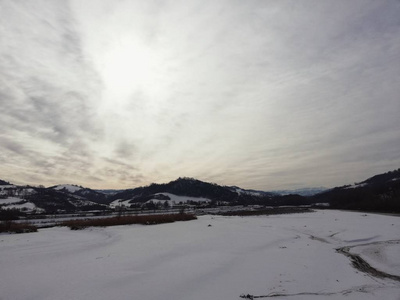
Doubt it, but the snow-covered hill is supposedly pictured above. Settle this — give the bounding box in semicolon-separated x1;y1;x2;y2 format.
109;177;277;207
51;184;84;193
0;196;41;212
0;182;38;212
229;186;275;197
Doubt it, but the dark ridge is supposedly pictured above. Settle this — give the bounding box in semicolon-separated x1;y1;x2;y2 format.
0;179;11;185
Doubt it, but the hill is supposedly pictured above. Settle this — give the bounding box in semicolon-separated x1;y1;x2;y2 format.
50;184;110;205
0;182;109;214
0;179;11;185
2;168;399;214
312;168;400;212
110;177;259;205
109;177;312;208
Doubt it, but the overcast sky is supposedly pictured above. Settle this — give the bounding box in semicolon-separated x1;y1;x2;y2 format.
1;0;399;190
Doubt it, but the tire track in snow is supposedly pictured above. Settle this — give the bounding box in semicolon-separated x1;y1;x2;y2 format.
336;240;400;282
240;284;394;298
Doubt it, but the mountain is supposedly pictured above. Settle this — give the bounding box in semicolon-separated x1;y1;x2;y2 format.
50;184;110;205
1;182;109;214
228;186;276;197
25;187;109;213
3;168;399;214
95;189;125;196
273;187;327;197
109;177;265;205
51;184;84;193
0;177;315;213
110;177;247;205
312;168;400;212
109;177;312;208
0;179;11;185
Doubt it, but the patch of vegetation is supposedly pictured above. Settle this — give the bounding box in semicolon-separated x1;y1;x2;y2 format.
62;213;197;230
0;221;37;233
0;208;25;220
220;207;313;216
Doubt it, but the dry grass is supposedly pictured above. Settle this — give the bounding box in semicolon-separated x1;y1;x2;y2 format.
0;221;38;233
62;213;197;230
221;207;313;216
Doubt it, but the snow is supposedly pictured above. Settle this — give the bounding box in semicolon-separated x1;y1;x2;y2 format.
70;199;99;208
110;193;211;208
0;196;25;205
345;183;367;189
0;184;16;189
0;185;16;196
350;240;400;276
53;184;83;193
0;210;399;300
109;199;132;208
0;196;39;211
147;193;211;204
4;202;37;211
234;188;264;196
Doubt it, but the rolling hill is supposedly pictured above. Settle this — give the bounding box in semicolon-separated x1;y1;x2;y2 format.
1;168;399;214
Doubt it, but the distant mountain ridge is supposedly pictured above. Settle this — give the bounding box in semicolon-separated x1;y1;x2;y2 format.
1;168;399;213
0;179;11;185
272;187;327;196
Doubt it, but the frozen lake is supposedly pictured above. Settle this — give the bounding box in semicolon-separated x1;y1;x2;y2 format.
1;210;399;300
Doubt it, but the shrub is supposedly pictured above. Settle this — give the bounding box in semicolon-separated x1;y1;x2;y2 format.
62;213;197;230
0;221;38;233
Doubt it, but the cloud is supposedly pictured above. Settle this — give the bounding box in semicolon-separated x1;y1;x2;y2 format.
0;0;104;185
1;0;399;189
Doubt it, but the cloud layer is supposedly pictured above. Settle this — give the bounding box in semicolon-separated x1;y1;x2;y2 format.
1;0;400;189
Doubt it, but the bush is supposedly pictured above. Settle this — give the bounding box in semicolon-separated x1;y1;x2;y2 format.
62;213;197;230
0;221;37;233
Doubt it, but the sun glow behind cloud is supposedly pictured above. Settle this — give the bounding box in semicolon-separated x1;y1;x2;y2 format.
103;39;157;95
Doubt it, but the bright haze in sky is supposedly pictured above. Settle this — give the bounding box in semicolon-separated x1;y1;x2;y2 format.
1;0;399;190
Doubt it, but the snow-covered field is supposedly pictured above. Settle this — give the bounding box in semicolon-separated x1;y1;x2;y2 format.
1;210;399;300
0;196;25;205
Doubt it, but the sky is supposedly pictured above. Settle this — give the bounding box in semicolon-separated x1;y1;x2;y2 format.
1;0;400;190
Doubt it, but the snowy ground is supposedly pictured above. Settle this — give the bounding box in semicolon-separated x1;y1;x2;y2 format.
1;210;399;300
110;192;211;208
0;196;38;211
